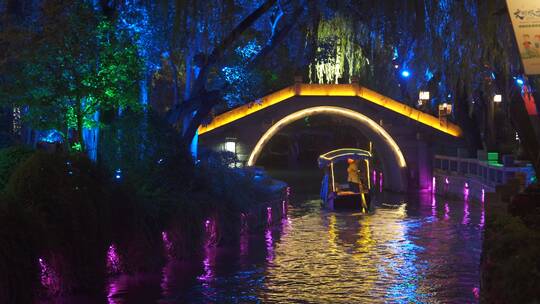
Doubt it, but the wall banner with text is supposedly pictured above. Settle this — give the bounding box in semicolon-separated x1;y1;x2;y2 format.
507;0;540;75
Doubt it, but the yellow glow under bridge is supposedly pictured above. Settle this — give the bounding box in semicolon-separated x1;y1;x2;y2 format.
198;83;463;137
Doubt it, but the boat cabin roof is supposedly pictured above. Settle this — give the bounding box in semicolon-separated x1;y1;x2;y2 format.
318;148;372;168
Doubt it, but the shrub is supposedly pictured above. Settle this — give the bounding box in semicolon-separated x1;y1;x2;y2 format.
508;185;540;229
5;152;111;295
100;110;194;224
99;111;201;269
106;182;165;273
196;152;273;214
193;151;277;243
482;213;540;303
0;146;34;190
0;199;39;304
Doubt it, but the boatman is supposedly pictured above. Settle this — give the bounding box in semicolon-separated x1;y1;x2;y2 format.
347;158;368;212
347;158;361;193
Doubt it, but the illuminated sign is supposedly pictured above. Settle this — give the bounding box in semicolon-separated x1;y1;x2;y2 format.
419;91;430;100
522;84;538;115
506;0;540;75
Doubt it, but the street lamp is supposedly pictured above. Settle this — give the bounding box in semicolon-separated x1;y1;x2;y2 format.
224;139;238;168
438;103;452;126
224;140;236;154
493;94;502;103
438;103;452;116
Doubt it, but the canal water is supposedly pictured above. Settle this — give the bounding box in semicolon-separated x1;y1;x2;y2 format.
81;171;483;303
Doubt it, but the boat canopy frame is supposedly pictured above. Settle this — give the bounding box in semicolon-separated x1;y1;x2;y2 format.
318;148;373;211
318;148;372;169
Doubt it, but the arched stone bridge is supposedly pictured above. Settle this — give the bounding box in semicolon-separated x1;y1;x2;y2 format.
198;83;463;192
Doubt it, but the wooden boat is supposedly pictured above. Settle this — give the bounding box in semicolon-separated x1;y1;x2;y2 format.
318;149;373;212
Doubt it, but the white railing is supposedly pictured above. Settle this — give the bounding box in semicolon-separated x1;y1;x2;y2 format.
433;154;535;188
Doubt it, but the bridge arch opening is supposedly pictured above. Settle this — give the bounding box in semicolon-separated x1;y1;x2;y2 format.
247;106;408;192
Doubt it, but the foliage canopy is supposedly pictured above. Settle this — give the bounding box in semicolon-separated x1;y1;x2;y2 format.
0;1;143;151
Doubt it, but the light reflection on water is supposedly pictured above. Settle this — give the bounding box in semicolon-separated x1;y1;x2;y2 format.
102;192;482;304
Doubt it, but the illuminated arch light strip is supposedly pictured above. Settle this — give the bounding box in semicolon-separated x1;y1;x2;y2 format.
320;152;371;161
319;148;372;161
247;106;407;168
198;84;462;137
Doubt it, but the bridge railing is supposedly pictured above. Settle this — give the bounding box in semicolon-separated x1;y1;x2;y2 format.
433;154;536;188
199;83;462;137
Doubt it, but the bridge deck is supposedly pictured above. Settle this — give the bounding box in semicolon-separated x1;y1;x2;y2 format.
198;83;462;137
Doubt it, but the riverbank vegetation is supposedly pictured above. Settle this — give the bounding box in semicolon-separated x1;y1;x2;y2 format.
0;2;286;299
0;140;281;302
0;111;281;301
481;185;540;303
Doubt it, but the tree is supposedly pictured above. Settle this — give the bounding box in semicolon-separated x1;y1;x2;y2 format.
0;1;142;153
167;0;307;145
2;0;534;162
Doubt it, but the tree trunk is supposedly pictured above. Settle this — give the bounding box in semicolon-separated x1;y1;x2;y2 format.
140;71;149;106
183;102;211;147
454;79;483;155
177;0;278;143
168;55;180;107
83;110;99;161
190;0;277;95
247;4;305;69
76;100;85;152
182;46;199;139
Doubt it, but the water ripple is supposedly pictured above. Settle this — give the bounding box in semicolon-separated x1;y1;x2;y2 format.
105;193;482;304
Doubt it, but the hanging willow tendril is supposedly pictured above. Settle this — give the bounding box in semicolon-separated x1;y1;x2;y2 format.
309;15;368;84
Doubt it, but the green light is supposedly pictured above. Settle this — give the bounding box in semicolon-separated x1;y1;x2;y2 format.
487;152;499;165
487;152;498;161
71;142;82;152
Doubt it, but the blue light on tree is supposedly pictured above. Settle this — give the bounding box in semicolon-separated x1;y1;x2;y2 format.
235;40;261;60
516;78;524;86
222;66;245;84
425;69;434;81
401;70;411;78
38;130;64;143
393;47;399;60
115;169;122;180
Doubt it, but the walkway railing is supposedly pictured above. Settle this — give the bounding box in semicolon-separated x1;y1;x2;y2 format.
434;154;535;189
